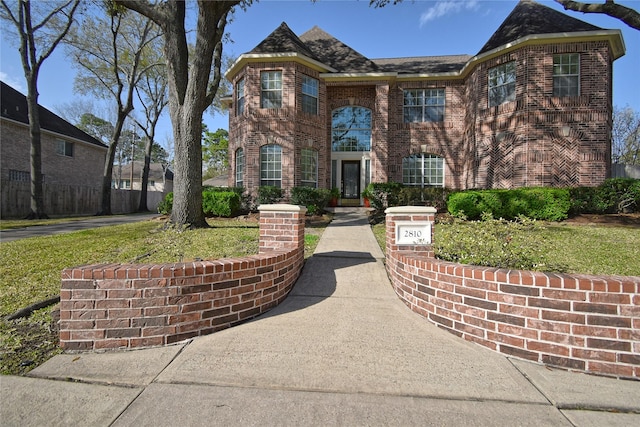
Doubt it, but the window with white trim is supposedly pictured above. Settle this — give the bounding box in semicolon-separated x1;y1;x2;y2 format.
236;78;245;115
300;148;317;188
235;148;244;187
261;71;282;109
403;89;445;123
553;54;580;97
402;154;444;187
260;144;282;187
55;139;73;157
488;61;516;107
301;76;318;115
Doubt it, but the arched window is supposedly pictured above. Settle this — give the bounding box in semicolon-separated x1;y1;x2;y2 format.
260;144;282;187
402;154;444;187
235;148;244;187
331;106;371;152
301;148;318;188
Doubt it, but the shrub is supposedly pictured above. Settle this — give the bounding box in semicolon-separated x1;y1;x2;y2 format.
157;192;173;215
569;178;640;214
156;188;243;217
202;189;241;217
447;188;571;221
364;182;402;211
290;187;331;215
434;217;566;272
397;187;450;212
257;186;283;205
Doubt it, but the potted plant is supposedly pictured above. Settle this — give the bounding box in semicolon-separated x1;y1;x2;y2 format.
329;187;340;207
361;185;373;208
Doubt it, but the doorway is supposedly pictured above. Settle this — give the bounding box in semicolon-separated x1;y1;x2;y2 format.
342;161;360;199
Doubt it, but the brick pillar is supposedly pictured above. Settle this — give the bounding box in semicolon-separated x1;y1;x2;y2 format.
385;206;436;257
258;204;307;253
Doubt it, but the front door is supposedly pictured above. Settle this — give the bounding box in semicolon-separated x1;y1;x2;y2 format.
342;161;360;199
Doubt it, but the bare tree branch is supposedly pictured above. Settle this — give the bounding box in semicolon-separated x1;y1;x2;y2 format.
555;0;640;30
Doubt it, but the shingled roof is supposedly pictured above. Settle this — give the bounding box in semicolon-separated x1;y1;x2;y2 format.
229;0;622;79
373;55;472;74
479;0;603;55
299;26;380;73
1;81;106;149
249;22;319;61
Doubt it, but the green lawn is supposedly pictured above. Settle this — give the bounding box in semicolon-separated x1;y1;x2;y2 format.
371;221;640;277
0;215;328;375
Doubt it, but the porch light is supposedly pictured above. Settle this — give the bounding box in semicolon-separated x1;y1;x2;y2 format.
561;125;571;137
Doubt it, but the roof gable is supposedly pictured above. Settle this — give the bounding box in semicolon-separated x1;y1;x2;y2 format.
249;21;319;61
1;81;107;149
479;0;603;55
299;26;379;73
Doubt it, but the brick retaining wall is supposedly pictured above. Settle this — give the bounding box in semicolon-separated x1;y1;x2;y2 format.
385;207;640;379
59;205;306;351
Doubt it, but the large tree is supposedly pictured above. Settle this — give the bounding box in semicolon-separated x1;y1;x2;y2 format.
202;127;229;180
555;0;640;30
115;0;245;228
0;0;81;219
65;3;161;215
133;38;169;212
612;106;640;165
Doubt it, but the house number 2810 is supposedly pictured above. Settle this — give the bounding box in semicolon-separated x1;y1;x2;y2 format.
395;222;432;245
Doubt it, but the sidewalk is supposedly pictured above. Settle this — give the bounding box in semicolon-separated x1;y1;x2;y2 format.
2;208;639;426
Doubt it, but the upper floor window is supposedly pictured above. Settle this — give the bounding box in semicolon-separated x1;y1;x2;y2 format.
331;106;371;152
488;61;516;107
403;89;445;123
260;144;282;187
301;76;318;115
553;54;580;97
261;71;282;109
402;154;444;188
235;148;244;187
236;78;245;115
300;148;318;188
55;139;73;157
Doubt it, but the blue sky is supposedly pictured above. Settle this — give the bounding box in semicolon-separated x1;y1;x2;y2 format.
1;0;638;144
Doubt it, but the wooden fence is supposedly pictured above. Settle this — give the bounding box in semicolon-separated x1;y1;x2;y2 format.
1;182;167;218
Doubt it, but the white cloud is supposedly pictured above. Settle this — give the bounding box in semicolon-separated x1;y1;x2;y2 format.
0;71;26;93
419;0;479;27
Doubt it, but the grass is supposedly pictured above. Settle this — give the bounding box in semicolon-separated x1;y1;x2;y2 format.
0;214;330;375
371;220;640;277
0;214;133;230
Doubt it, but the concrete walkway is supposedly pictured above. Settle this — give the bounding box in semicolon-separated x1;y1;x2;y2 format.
2;209;639;426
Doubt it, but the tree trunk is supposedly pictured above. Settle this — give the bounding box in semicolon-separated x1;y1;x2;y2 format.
25;75;48;219
169;103;206;227
98;112;129;215
138;138;152;212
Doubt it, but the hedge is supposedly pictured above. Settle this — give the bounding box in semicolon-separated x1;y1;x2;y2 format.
447;188;571;221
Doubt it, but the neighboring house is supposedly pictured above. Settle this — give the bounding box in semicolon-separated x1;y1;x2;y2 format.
112;161;174;193
1;81;107;217
225;0;625;206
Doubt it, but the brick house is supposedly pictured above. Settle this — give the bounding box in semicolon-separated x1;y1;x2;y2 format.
1;81;107;217
225;0;625;206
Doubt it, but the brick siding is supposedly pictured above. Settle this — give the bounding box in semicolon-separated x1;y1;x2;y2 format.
385;207;639;380
59;205;306;351
228;41;614;198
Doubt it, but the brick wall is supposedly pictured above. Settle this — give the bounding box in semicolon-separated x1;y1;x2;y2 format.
0;119;106;187
228;39;614;196
59;205;306;351
385;207;639;379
